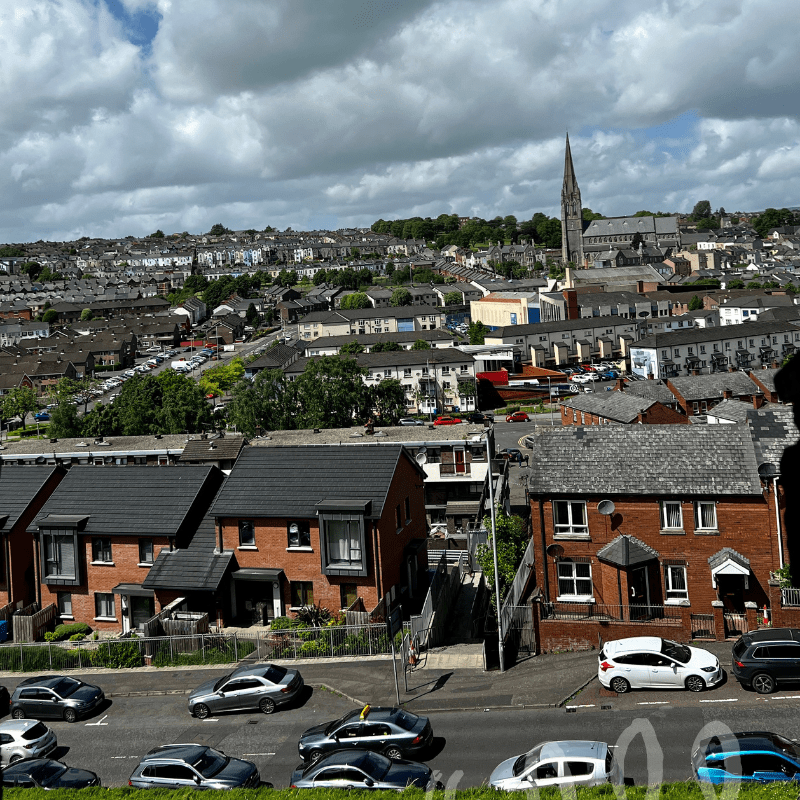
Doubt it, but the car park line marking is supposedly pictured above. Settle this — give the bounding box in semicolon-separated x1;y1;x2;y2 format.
243;753;276;757
566;704;595;709
202;718;219;722
699;698;738;703
86;715;109;725
111;756;139;759
769;695;800;700
637;701;670;705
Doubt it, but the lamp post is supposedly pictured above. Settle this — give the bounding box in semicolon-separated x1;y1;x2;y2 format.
484;430;505;673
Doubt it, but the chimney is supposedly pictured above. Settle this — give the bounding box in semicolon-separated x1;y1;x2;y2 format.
615;378;625;392
722;388;732;399
563;289;579;320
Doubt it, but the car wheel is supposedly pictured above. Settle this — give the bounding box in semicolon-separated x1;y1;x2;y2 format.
193;703;210;720
11;708;25;720
259;697;276;714
384;746;404;760
64;708;77;723
9;755;22;764
752;673;776;694
308;750;323;764
685;675;706;693
610;677;630;693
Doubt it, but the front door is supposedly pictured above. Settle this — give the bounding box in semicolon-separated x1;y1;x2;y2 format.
131;596;155;630
454;449;466;474
629;567;650;620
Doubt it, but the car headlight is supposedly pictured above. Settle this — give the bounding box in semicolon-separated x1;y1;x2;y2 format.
701;666;717;673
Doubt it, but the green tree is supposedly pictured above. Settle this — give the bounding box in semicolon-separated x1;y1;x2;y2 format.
688;295;703;311
390;288;412;306
42;309;58;324
246;303;259;325
208;223;231;235
20;261;42;280
384;263;396;277
582;208;605;221
726;279;745;289
410;339;431;350
476;509;528;610
443;291;462;306
340;292;371;310
1;386;38;429
751;207;798;238
149;229;165;238
747;281;763;290
227;368;290;435
199;358;246;398
340;341;365;355
0;246;25;257
468;321;489;345
47;401;82;438
695;217;719;231
155;370;214;433
80;308;93;321
371;379;405;425
370;341;401;352
786;283;798;295
691;200;712;220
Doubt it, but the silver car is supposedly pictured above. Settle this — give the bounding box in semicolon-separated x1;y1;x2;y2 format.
188;663;304;718
129;744;260;789
0;720;58;766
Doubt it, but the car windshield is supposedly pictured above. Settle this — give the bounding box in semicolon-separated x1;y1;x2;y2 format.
29;761;67;785
194;748;229;778
392;710;418;731
22;723;49;741
357;751;392;780
513;745;544;777
769;734;799;759
661;639;691;664
325;709;360;736
213;673;234;692
263;666;288;684
52;678;81;698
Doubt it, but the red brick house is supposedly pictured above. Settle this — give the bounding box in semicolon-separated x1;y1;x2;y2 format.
208;445;428;625
559;392;689;426
526;411;792;651
28;466;224;632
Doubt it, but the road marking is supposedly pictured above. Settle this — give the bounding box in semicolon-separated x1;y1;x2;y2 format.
243;753;276;757
86;715;109;725
770;695;800;700
202;718;220;722
637;701;670;705
699;698;738;703
566;704;595;709
111;756;139;759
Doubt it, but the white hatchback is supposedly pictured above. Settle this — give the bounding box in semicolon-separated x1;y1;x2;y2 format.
598;636;722;693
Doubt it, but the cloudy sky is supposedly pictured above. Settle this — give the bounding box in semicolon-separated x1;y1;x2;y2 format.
2;0;799;242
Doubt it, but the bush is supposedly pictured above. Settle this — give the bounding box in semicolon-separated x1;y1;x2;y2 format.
88;640;144;669
69;633;85;642
270;616;303;630
44;632;57;642
53;622;92;641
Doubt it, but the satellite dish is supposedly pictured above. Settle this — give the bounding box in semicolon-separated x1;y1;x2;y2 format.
546;543;564;558
597;499;616;516
415;451;428;465
758;462;778;478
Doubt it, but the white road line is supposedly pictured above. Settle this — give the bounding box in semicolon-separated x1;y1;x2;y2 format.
110;756;139;759
243;753;276;757
637;701;670;705
699;698;738;703
566;704;596;709
202;718;220;722
769;695;800;700
86;715;109;725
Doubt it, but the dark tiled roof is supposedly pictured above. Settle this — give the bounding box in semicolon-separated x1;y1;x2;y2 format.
706;399;753;423
668;371;762;401
0;466;63;529
143;515;233;592
210;445;416;518
749;367;778;392
597;535;659;567
30;466;221;536
747;406;798;470
621;380;677;404
638;319;799;348
708;547;750;570
527;425;761;496
560;392;655;423
178;437;246;463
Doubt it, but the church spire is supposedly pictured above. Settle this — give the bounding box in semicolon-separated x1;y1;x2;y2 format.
563;132;579;195
560;132;584;265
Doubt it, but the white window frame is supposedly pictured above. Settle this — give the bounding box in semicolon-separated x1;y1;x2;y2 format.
660;501;683;531
556;560;593;600
665;565;688;603
94;592;116;620
694;501;718;532
552;500;589;539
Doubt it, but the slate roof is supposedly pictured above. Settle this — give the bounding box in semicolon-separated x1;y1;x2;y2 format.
142;515;233;592
246;343;299;370
620;380;677;404
0;466;63;529
668;371;762;401
209;445;421;519
527;425;762;496
708;547;750;570
29;465;221;536
705;398;753;423
749;367;778;393
597;535;659;567
178;437;246;464
559;392;656;423
301;329;458;350
746;406;798;471
638;318;799;348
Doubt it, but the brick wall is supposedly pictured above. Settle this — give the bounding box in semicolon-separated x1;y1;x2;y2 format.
559;403;689;426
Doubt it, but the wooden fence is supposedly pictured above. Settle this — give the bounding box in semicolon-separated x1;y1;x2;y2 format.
13;603;57;643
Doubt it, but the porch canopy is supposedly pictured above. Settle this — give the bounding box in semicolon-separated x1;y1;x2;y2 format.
709;547;750;589
597;534;659;567
231;568;284;583
112;583;154;597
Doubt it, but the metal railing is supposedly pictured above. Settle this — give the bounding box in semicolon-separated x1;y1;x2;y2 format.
723;612;748;638
499;535;536;638
690;613;716;639
540;602;683;623
782;587;800;606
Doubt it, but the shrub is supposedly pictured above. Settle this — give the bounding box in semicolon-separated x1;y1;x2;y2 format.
53;622;92;641
69;633;85;642
44;632;57;642
270;616;303;630
89;640;143;669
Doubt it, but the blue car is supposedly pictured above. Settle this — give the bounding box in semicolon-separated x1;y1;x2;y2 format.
34;412;50;421
692;731;800;783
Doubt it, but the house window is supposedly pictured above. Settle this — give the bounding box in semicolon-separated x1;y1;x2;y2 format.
57;592;72;617
404;496;411;523
553;501;588;538
92;538;112;563
395;505;402;531
694;501;717;532
138;539;154;565
442;366;450;375
94;592;115;619
321;516;365;574
443;381;451;389
340;583;359;609
665;566;688;602
290;581;314;608
288;521;311;549
239;520;255;547
660;501;683;531
556;561;593;599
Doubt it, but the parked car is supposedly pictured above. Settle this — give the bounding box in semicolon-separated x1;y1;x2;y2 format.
188;663;303;718
129;744;260;790
506;411;530;423
731;628;800;693
0;721;57;766
498;448;524;463
33;412;50;421
692;731;800;783
11;675;105;723
1;758;100;789
489;740;622;790
398;417;424;426
570;374;592;384
598;637;722;693
298;706;433;764
290;750;440;790
467;412;494;423
433;416;462;426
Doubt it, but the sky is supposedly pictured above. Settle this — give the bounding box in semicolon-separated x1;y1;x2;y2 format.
2;0;800;243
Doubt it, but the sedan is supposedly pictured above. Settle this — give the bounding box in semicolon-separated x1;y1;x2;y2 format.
397;417;424;426
1;758;100;789
188;663;303;718
33;412;50;421
290;749;439;791
506;411;530;423
692;731;800;784
298;706;433;763
129;744;260;790
570;374;592;384
598;636;722;693
0;721;57;766
11;675;105;723
433;416;462;426
489;740;621;790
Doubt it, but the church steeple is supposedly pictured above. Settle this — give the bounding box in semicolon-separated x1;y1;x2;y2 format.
561;133;584;266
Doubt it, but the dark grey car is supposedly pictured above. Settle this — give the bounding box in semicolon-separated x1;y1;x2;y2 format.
731;628;800;693
129;744;260;789
1;758;100;789
11;676;104;723
188;663;304;718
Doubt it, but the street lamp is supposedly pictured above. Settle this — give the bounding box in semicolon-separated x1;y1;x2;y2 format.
483;430;505;673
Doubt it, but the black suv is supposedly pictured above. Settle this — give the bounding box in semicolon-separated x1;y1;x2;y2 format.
731;628;800;694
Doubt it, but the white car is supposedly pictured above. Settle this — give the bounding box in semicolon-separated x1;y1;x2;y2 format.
598;636;722;693
0;720;58;766
571;373;592;384
489;741;621;791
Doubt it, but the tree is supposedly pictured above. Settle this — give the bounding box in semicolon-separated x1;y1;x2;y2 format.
155;370;214;433
199;358;246;398
246;303;259;325
468;321;489;345
80;308;93;321
20;261;42;280
0;246;25;257
747;281;763;290
228;368;290;435
695;217;719;231
752;208;798;238
475;509;527;610
582;208;605;221
443;291;462;306
691;200;712;221
410;339;431;351
208;223;231;235
340;292;371;310
370;341;401;352
390;288;412;306
149;229;165;238
726;279;745;289
371;379;405;425
688;295;703;311
42;309;58;324
1;386;38;429
384;262;396;277
47;401;82;438
340;341;365;354
263;307;275;327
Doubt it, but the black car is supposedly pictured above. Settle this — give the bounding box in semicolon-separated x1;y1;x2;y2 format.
731;628;800;693
498;448;524;463
298;706;433;763
290;749;440;790
11;676;104;723
467;412;494;423
1;758;100;789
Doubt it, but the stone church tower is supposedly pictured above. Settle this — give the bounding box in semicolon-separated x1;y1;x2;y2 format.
561;133;584;265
